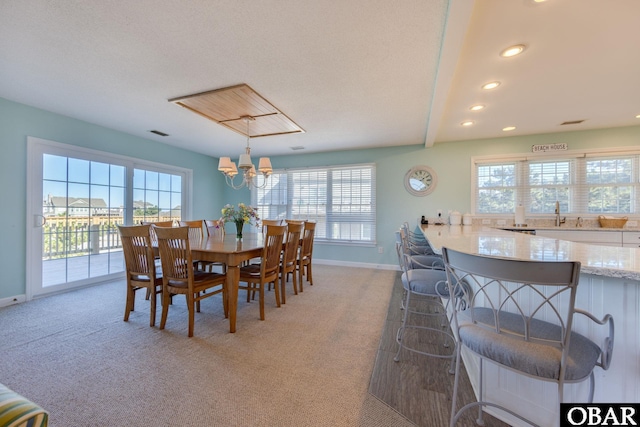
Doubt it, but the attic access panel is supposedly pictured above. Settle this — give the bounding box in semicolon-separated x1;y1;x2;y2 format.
169;84;304;138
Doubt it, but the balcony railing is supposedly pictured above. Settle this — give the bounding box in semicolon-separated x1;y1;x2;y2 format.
42;216;177;260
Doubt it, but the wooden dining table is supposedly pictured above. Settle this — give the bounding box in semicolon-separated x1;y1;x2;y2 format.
190;233;264;333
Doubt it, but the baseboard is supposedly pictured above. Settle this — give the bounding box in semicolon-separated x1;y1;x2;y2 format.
0;261;397;309
314;258;399;271
0;294;26;308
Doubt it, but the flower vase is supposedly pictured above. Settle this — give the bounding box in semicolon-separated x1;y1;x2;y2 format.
234;220;244;240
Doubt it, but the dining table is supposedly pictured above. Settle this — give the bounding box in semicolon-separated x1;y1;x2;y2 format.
190;233;264;333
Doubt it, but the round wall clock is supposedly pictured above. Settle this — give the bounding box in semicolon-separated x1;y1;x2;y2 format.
404;165;437;196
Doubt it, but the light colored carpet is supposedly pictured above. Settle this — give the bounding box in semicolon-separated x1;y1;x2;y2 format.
0;265;415;427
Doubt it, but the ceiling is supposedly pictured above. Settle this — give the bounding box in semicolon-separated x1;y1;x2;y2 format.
1;0;639;159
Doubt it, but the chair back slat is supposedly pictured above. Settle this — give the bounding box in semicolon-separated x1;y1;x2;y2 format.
155;226;193;282
119;224;155;277
142;220;174;246
283;222;303;266
179;220;205;245
262;224;287;280
300;221;316;259
205;219;225;238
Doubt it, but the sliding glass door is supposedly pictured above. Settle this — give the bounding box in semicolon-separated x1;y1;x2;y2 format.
27;137;190;298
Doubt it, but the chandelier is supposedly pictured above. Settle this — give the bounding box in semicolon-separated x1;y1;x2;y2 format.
217;116;273;189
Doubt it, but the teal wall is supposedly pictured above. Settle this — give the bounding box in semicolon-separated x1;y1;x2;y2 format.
2;95;640;299
266;125;640;268
0;97;223;299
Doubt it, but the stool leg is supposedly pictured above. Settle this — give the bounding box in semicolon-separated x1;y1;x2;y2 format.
394;290;411;362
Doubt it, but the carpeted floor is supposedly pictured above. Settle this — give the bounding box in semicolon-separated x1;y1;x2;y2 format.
0;265;415;427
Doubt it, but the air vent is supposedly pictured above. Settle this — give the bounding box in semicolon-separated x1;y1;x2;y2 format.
560;120;585;126
150;130;169;136
290;146;305;151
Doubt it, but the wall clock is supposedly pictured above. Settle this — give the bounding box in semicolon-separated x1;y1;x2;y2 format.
404;165;437;196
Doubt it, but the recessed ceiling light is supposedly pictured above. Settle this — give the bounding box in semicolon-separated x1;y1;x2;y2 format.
470;104;485;111
500;44;526;58
503;126;516;132
461;121;474;127
482;81;501;90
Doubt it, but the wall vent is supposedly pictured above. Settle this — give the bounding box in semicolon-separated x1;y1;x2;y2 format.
560;120;585;126
150;130;169;136
290;146;305;151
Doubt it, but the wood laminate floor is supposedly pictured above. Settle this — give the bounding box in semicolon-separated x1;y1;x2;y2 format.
368;274;510;427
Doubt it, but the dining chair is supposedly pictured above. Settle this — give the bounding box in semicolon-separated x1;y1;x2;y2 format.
203;219;226;273
180;220;210;271
238;224;287;320
393;231;457;369
205;219;225;239
117;224;163;327
442;247;614;427
245;219;283;267
296;221;316;291
260;219;283;237
279;221;303;304
179;219;205;242
155;226;228;337
141;220;174;247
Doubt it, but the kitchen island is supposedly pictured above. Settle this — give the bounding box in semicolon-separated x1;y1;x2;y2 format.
421;224;640;427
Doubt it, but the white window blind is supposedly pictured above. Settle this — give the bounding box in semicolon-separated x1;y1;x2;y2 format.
474;151;640;215
253;163;376;244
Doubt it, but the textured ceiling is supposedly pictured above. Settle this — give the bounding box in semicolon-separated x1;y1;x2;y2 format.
0;0;638;158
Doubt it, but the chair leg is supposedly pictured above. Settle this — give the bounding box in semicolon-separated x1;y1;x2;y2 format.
307;259;313;285
476;358;485;426
273;280;281;307
149;288;157;327
160;288;170;331
449;344;463;427
124;285;135;321
280;274;287;305
298;263;304;292
394;290;412;362
292;267;298;295
259;284;265;320
187;293;195;337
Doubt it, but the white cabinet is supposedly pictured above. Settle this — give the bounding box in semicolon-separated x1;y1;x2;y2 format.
535;229;622;246
623;232;640;248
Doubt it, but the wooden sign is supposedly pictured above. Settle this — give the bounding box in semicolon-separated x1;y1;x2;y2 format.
531;143;568;153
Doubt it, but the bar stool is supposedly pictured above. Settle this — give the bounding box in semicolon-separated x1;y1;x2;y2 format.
393;232;456;369
442;247;614;427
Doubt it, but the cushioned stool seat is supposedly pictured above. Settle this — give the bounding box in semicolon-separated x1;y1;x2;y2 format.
459;308;601;381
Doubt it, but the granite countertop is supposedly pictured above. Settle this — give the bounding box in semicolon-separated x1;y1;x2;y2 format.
421;224;640;281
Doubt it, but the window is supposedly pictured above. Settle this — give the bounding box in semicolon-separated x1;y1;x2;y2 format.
476;163;516;214
473;149;640;215
253;164;376;244
133;168;183;222
586;157;633;213
528;160;571;214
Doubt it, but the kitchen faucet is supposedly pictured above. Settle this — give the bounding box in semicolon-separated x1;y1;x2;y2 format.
555;201;566;226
